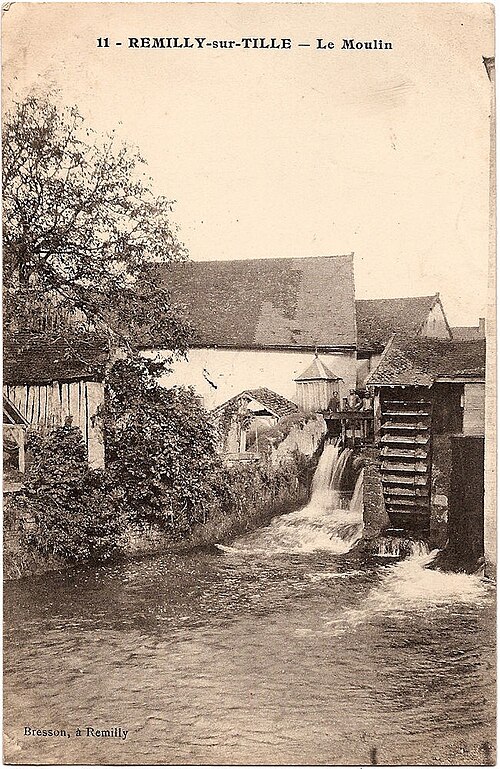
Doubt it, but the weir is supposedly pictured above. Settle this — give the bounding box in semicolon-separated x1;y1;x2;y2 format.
371;532;429;560
222;439;432;560
226;440;365;555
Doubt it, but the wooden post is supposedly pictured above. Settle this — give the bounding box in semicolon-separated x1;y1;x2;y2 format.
17;426;26;473
373;392;381;445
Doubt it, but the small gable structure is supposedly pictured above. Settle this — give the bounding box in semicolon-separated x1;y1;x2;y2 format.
295;355;342;412
355;293;452;387
213;387;299;456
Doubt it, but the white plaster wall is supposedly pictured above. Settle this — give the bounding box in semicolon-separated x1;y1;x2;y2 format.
356;353;382;387
421;303;451;339
145;348;357;411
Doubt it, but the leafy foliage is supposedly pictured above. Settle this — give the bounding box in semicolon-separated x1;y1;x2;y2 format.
247;412;320;454
102;355;230;533
6;425;119;562
2;94;190;352
186;451;316;548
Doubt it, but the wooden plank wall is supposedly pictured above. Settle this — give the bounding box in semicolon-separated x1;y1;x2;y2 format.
3;380;105;468
297;380;337;412
463;383;486;435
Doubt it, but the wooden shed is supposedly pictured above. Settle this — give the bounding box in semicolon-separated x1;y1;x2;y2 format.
367;336;486;535
4;396;29;491
3;331;110;468
213;387;299;457
294;355;342;412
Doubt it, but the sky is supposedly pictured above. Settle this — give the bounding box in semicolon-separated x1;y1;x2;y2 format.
2;2;494;325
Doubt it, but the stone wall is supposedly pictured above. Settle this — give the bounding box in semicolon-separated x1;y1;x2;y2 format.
4;491;66;579
430;434;453;547
359;448;390;538
268;414;327;466
432;435;485;572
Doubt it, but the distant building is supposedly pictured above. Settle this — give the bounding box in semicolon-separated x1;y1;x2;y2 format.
451;317;486;341
3;332;110;469
143;256;456;411
355;294;452;386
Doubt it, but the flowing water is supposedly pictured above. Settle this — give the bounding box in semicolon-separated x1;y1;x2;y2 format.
3;446;496;766
219;444;364;556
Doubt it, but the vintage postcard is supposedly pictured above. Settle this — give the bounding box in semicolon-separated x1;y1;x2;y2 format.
2;2;496;766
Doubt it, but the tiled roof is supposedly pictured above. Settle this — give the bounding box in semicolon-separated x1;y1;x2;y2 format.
451;325;486;341
368;337;486;387
3;332;110;385
356;295;440;351
145;255;356;349
213;387;299;419
295;356;342;381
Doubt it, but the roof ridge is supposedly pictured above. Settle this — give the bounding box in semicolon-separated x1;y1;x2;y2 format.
356;294;436;303
158;254;354;267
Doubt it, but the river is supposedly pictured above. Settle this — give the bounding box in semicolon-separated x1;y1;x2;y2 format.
3;445;496;765
3;543;495;765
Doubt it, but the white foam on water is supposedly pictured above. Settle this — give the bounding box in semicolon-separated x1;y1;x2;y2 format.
219;448;365;555
374;536;430;559
326;549;491;632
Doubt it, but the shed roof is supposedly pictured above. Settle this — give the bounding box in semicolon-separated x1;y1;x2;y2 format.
356;295;442;351
213;387;299;419
295;355;342;382
367;337;486;387
144;255;357;350
3;332;111;385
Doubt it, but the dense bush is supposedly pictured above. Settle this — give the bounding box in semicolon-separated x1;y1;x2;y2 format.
5;357;319;574
102;355;231;534
5;425;118;563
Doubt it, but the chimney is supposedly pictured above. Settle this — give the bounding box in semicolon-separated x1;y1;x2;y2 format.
479;317;486;337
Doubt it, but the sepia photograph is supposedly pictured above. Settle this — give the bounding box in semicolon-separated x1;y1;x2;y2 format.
2;2;496;765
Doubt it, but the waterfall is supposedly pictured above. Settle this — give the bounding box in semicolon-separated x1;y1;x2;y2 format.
372;536;430;560
349;470;364;515
330;448;353;500
220;441;364;555
310;442;340;499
